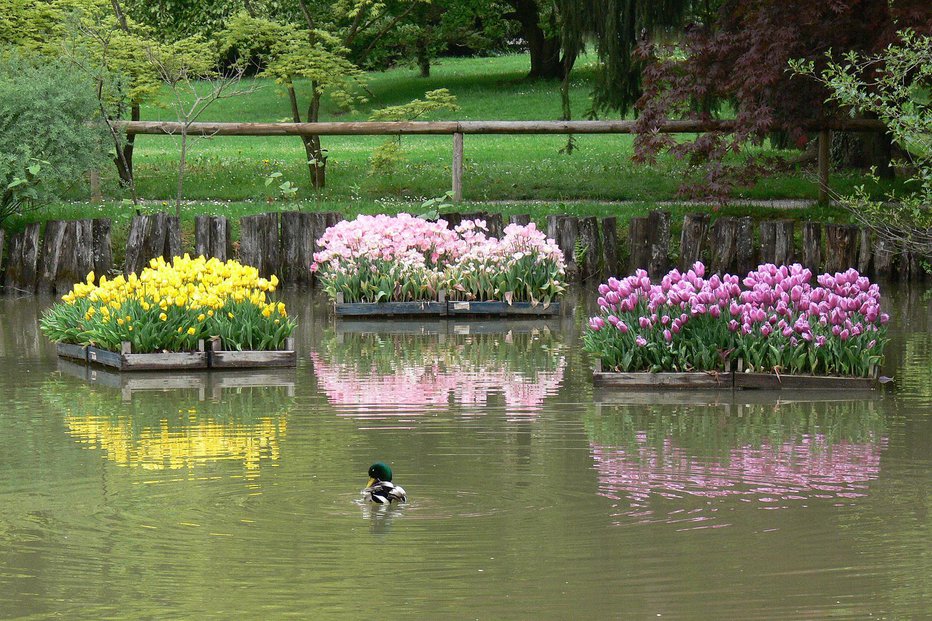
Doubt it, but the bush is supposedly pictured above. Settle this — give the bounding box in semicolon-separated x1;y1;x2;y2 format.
0;51;107;225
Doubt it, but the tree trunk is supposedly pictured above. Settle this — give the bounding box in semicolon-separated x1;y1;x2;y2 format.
510;0;565;80
831;129;893;178
416;39;431;78
306;87;326;189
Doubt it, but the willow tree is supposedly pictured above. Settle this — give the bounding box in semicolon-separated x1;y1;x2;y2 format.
554;0;697;117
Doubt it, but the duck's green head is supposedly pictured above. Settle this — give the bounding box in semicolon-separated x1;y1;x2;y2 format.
367;462;392;487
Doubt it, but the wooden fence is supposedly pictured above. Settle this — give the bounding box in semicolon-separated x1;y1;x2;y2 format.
117;119;886;205
2;209;925;295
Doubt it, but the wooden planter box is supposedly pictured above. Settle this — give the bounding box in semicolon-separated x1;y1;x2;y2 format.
208;337;297;368
58;338;297;371
733;359;877;390
56;343;88;362
734;372;876;390
86;340;209;371
593;360;877;391
446;300;561;317
334;291;561;318
593;359;733;390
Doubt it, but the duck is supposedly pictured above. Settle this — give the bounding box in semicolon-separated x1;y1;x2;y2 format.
363;462;407;504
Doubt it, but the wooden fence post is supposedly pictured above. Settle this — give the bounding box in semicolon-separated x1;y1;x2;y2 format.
280;211;312;286
679;213;709;270
195;215;232;262
647;210;670;278
710;217;737;274
857;228;872;274
736;216;755;275
601;217;619;277
3;223;40;293
124;213;181;275
802;222;822;271
628;217;650;273
452;131;464;203
824;224;859;273
239;212;281;278
774;220;795;265
92;218;113;277
818;129;831;206
577;216;602;280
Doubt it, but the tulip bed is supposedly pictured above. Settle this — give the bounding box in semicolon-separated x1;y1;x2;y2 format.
40;255;295;353
311;213;566;305
584;262;889;377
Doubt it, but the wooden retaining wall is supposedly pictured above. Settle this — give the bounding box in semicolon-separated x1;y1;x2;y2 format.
2;220;112;295
2;210;928;294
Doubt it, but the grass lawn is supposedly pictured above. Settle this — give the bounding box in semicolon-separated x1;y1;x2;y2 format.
85;53;892;205
6;52;892;262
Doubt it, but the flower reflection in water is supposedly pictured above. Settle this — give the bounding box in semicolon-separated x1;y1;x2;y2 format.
44;377;292;478
312;327;566;419
586;400;887;527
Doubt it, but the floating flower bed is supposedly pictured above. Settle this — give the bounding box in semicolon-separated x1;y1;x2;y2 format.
41;255;296;370
311;213;566;316
584;262;888;389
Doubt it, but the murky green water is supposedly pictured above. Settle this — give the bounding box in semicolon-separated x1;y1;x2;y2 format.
1;286;929;619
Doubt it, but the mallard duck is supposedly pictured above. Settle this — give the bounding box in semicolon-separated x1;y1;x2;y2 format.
363;462;407;504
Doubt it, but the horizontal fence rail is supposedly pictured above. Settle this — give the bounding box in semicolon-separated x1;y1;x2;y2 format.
113;119;888;204
116;119;886;136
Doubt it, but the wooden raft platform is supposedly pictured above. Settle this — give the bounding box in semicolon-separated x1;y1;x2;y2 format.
334;292;562;317
56;338;296;371
592;360;878;391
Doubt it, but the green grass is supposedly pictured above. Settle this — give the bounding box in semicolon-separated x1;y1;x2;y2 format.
69;52;898;205
4;51;894;258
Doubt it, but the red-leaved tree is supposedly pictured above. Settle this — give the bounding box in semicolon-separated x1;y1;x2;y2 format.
633;0;932;198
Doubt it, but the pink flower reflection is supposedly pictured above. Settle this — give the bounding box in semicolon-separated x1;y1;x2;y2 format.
310;352;565;419
590;434;885;509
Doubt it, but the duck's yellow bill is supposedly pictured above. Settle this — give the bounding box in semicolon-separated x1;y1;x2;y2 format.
366;477;377;488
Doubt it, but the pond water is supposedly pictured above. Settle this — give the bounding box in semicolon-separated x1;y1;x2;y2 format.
0;285;929;619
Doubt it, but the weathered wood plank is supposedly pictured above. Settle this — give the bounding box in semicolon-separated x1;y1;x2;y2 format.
447;301;561;316
92;218;113;277
628;217;650;273
593;371;733;390
509;214;531;226
647;210;670;278
118;118;887;137
679;213;709;270
336;296;448;316
857;228;872;274
547;215;580;279
601;217;619;277
802;222;822;271
759;221;777;265
735;373;875;390
710;217;737;274
774;220;795;265
37;220;67;295
3;223;40;293
576;216;602;280
872;236;895;278
239;212;281;277
208;337;296;368
56;343;88;362
736;216;755;275
124;213;180;275
280;211;313;286
824;224;859;273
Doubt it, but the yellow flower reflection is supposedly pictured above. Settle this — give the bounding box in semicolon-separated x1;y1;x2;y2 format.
65;413;287;472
